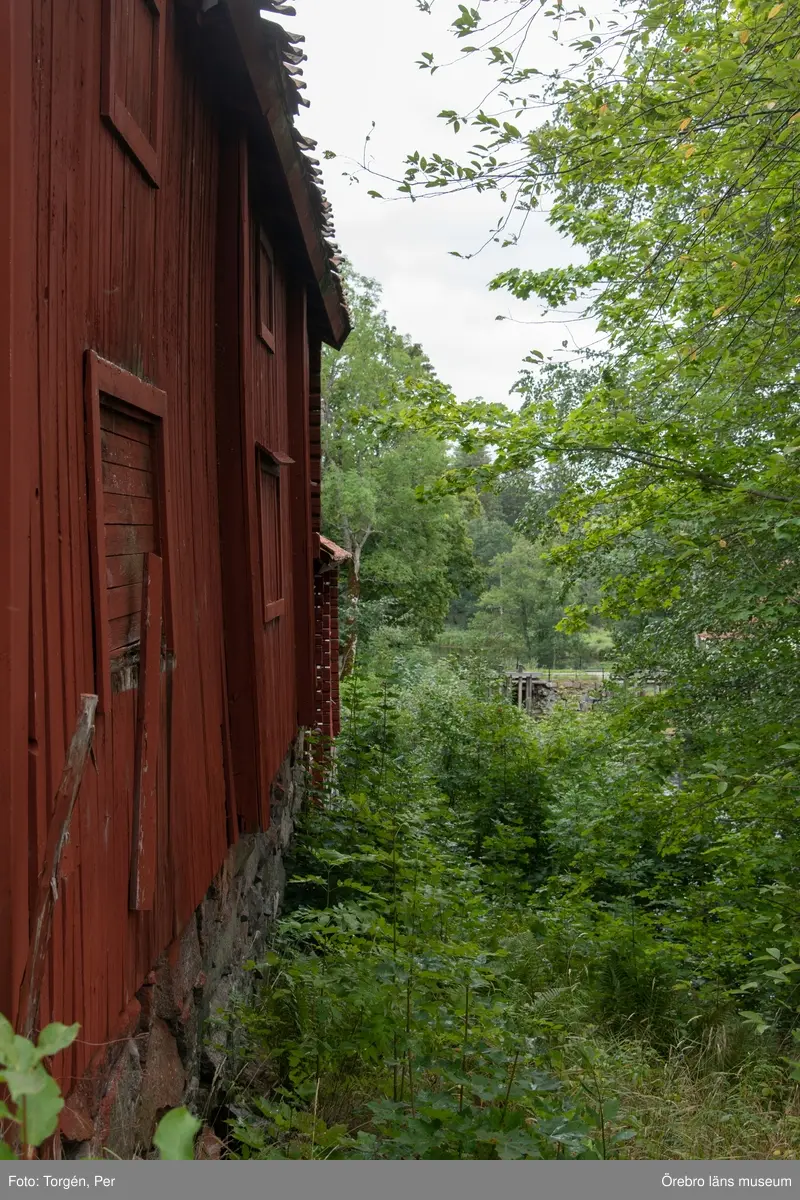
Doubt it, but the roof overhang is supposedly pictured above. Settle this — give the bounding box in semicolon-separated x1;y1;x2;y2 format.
190;0;350;347
316;534;352;566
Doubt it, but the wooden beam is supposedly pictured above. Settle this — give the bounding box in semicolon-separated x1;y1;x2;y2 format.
17;695;99;1039
129;554;163;912
214;130;261;832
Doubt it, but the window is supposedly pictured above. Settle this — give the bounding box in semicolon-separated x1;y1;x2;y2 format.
257;229;276;352
256;445;292;623
85;351;174;710
101;0;166;187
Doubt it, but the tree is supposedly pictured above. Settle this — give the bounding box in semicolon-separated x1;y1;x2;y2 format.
396;0;800;1008
398;0;800;676
322;267;478;666
402;0;798;505
468;534;602;667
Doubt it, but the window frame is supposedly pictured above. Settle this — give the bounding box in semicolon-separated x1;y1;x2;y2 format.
84;350;175;711
100;0;166;187
256;443;293;625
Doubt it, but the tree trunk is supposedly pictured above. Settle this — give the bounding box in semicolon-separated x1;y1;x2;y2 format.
340;530;369;679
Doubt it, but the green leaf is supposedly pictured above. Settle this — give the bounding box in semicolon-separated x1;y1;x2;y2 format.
35;1023;80;1062
1;1065;50;1102
0;1142;16;1160
153;1107;201;1160
7;1036;37;1073
0;1015;15;1064
740;1011;769;1035
20;1073;64;1148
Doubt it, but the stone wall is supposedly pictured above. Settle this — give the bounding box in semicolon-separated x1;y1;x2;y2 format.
58;733;307;1160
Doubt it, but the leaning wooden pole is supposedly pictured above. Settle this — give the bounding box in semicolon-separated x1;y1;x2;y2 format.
17;694;98;1040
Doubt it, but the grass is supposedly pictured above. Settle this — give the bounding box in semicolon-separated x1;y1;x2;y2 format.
493;936;800;1161
603;1039;800;1160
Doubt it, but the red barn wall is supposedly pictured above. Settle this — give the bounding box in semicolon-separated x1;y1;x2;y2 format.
0;0;317;1096
244;194;299;793
23;0;231;1091
0;0;37;1056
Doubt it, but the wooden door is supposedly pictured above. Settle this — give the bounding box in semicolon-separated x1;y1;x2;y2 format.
85;351;174;912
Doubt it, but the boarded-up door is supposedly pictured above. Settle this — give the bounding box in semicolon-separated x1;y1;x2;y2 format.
85;350;174;911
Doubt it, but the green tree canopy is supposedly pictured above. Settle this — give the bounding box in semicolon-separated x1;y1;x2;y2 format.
388;0;800;949
322;267;478;658
398;0;799;667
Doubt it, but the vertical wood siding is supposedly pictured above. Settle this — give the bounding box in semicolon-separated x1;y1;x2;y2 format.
0;0;36;1029
314;568;338;740
4;0;335;1099
286;285;315;729
215;136;306;834
26;0;231;1089
246;212;298;796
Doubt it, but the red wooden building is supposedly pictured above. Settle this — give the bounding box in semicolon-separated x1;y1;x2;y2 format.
0;0;349;1116
315;536;350;741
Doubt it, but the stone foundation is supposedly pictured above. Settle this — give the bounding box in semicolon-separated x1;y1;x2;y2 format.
58;733;307;1159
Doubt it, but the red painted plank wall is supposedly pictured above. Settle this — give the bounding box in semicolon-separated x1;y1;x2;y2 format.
24;0;231;1090
245;213;298;796
313;568;341;741
0;0;36;1037
214;135;306;834
309;343;322;538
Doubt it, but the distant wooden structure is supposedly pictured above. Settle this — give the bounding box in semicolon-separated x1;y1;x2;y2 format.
506;671;558;715
0;0;350;1096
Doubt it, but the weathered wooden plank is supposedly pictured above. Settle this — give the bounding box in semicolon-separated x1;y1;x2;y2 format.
79;8;105;1063
102;460;153;499
105;522;156;557
129;554;162;911
104;492;154;526
107;581;143;621
101;428;152;471
108;611;141;653
108;692;134;1034
17;695;98;1039
99;404;152;445
86;351;112;714
106;552;145;589
219;640;238;847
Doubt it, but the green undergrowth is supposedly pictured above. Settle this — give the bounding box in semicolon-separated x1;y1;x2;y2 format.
222;659;800;1160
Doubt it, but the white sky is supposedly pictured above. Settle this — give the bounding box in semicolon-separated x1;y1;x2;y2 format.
274;0;594;406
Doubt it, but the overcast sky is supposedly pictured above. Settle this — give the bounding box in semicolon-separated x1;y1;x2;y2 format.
272;0;593;407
